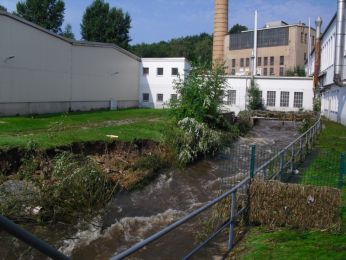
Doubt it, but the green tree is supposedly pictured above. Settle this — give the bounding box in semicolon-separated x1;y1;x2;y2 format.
229;24;248;34
286;66;306;77
81;0;131;49
16;0;65;33
61;23;75;40
0;4;7;12
247;78;263;110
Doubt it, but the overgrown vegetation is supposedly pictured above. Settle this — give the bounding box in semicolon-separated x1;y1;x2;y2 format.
247;78;263;110
285;66;306;77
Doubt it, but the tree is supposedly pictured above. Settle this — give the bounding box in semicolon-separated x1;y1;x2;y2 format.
229;24;248;34
61;24;75;40
0;4;7;12
247;78;263;110
16;0;65;33
81;0;131;49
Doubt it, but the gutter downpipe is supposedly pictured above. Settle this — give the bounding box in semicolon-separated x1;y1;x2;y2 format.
314;17;322;90
334;0;346;87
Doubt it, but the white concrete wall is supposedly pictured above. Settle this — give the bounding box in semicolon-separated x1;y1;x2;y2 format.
322;86;346;125
0;12;140;116
139;58;191;108
223;76;314;114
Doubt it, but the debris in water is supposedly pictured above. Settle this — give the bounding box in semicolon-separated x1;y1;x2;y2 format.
106;135;119;139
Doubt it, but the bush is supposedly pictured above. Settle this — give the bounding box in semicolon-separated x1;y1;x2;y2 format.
170;63;229;129
247;78;263;110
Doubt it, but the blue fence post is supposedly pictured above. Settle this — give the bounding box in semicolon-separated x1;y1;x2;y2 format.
280;151;285;181
249;145;256;178
228;191;237;250
339;153;346;189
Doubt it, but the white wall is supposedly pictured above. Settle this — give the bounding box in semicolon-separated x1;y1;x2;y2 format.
223;76;314;114
0;12;140;116
322;86;346;125
139;58;191;108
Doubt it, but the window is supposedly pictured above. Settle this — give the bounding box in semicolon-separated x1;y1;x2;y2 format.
224;90;236;105
264;57;268;66
157;94;164;102
231;69;236;75
270;68;274;75
304;33;307;44
267;91;276;106
240;58;244;67
246;58;250;67
257;57;262;66
294;92;303;108
232;59;236;67
142;93;149;102
270;56;274;66
280;56;285;65
312;36;315;45
171;94;177;101
263;68;268;76
280;91;290;107
301;32;304;43
279;67;284;76
171;68;179;76
304;52;307;61
143;67;149;75
157;68;164;76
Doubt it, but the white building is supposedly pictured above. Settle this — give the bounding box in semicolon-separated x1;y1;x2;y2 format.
223;76;314;114
0;11;140;116
307;2;346;125
139;58;191;108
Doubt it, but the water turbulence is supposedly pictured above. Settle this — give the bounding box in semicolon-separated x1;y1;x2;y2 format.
34;120;302;259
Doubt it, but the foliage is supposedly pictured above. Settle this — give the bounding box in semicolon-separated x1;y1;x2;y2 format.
237;111;253;134
286;66;306;77
247;78;263;110
298;115;316;133
229;24;248;34
0;4;7;11
81;0;131;49
166;118;224;165
170;64;228;129
130;33;213;68
16;0;65;33
314;97;321;112
39;152;116;222
61;23;75;39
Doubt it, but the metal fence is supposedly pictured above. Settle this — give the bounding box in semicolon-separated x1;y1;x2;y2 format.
112;116;325;259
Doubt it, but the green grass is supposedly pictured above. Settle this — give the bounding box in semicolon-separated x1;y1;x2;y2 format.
238;119;346;260
0;109;169;148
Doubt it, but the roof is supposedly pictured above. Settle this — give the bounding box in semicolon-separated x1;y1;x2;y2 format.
234;23;316;34
0;11;140;61
141;57;189;62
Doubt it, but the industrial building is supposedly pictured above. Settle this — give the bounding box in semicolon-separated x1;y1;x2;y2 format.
224;21;316;76
139;58;191;108
307;0;346;125
0;11;140;116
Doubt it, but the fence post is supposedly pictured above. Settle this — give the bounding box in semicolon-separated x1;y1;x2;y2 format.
228;191;237;250
299;138;303;162
290;145;294;173
280;151;285;181
249;145;256;178
339;153;346;189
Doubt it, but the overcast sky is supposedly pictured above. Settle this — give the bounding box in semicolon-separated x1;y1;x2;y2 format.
0;0;336;44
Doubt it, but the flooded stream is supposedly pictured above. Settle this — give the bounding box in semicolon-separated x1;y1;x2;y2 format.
0;120;301;260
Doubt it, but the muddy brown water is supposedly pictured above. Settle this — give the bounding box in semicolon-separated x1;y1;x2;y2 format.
0;120;301;260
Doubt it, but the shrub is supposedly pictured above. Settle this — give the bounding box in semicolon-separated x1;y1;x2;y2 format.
247;78;263;110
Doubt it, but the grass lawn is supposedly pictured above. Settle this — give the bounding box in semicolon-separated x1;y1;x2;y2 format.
237;120;346;260
0;108;169;148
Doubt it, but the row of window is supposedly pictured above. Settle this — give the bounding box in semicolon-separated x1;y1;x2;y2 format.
300;32;315;46
232;56;285;68
230;67;285;76
142;93;177;102
143;67;179;76
223;90;304;108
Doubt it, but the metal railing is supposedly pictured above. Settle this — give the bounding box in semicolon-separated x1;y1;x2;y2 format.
112;116;322;259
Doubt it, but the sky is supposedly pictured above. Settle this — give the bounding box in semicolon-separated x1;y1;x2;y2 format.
0;0;336;44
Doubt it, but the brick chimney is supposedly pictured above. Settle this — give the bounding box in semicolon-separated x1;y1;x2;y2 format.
212;0;228;65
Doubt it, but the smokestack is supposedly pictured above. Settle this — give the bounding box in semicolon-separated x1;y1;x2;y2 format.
334;0;346;87
313;16;322;88
213;0;228;65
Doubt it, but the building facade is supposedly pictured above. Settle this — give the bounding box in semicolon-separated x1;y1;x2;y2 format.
139;58;191;108
224;21;316;77
307;12;346;125
0;11;140;116
222;76;314;114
